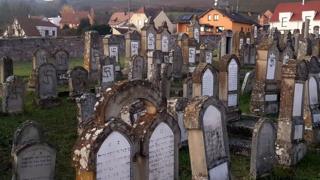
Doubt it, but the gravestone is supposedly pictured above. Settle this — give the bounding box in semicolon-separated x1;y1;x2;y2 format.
187;15;200;43
184;96;231;179
192;63;218;98
2;76;25;114
241;70;255;94
84;31;102;82
68;66;89;98
157;22;171;53
33;49;49;70
141;19;157;57
250;118;276;179
200;44;213;64
188;38;198;72
54;50;69;84
171;45;184;78
125;30;141;59
219;55;241;121
220;30;233;58
249;44;257;65
276;60;308;166
0;56;13;83
160;63;172;98
147;50;163;85
100;56;116;90
35;63;59;107
76;93;97;134
177;33;189;65
128;55;145;80
183;76;193;99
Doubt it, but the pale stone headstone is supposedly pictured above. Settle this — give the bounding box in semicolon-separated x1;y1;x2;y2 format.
0;56;13;83
68;66;89;97
33;49;49;70
96;131;131;180
36;63;58;104
2;76;25;114
250;118;276;179
162;35;169;53
54;50;69;84
84;31;102;82
188;47;196;64
129;55;144;80
148;33;156;50
202;69;214;96
192;63;218;98
241;70;255;94
101;64;115;88
125;30;141;59
13;143;56;180
131;41;139;56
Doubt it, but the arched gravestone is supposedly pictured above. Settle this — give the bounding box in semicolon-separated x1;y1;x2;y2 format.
96;131;132;180
157;22;171;53
33;49;49;70
228;59;239;107
2;76;25;114
250;118;276;179
54;50;69;80
125;30;141;58
103;35;120;63
192;63;219;98
266;43;280;80
129;55;145;80
309;77;319;106
184;96;230;180
241;70;255;94
0;56;13;83
171;45;183;78
14;143;56;180
68;66;89;97
148;33;156;50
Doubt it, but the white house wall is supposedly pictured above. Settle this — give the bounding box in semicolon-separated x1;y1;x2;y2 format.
36;26;58;37
154;11;176;33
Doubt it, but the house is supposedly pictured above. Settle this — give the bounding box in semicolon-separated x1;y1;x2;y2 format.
3;16;58;38
48;16;62;27
258;10;273;28
60;5;95;29
269;1;320;34
198;8;257;34
176;13;205;35
153;10;176;33
129;7;161;32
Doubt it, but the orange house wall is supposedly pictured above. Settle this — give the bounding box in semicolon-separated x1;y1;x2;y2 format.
177;23;189;34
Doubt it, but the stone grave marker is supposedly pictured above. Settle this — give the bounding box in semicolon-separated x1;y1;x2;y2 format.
103;35;120;63
250;118;276;179
54;49;69;84
276;60;308;166
192;63;218;98
177;33;189;65
188;15;200;43
33;48;49;70
141;19;157;56
125;30;141;59
241;70;255;94
68;66;89;98
249;44;257;65
282;34;295;65
2;76;25;114
100;56;116;90
219;55;240;121
128;55;145;80
157;22;171;53
171;44;184;79
220;30;233;58
35;63;59;107
160;63;172;98
184;96;231;180
183;76;193;99
200;43;213;64
0;56;13;83
188;38;198;72
76;93;97;134
84;31;102;82
147;50;163;85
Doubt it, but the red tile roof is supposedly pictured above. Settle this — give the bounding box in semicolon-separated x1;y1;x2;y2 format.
60;10;90;25
17;17;58;36
108;12;134;26
270;1;320;22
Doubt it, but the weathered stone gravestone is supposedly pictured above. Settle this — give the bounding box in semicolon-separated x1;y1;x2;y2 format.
200;43;213;64
128;55;145;80
2;76;25;114
282;33;295;65
188;15;200;43
35;63;59;107
103;35;120;63
219;55;240;122
250;118;276;179
241;44;256;66
76;93;97;134
177;33;189;65
125;30;141;59
33;49;49;70
84;31;102;82
100;56;116;90
187;38;198;72
141;19;157;57
0;56;13;83
54;49;69;84
276;60;308;166
160;62;172;98
147;50;163;84
192;63;219;98
184;96;231;179
183;76;193;99
250;37;281;115
72;80;180;180
220;30;233;58
157;22;171;53
12;121;56;180
241;70;255;94
171;44;184;79
68;66;89;98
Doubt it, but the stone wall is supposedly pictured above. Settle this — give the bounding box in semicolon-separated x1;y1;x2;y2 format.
0;37;85;61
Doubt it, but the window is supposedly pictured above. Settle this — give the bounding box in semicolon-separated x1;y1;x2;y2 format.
45;30;49;36
200;26;204;32
208;15;212;21
214;14;219;21
281;17;288;27
216;26;224;33
52;31;55;36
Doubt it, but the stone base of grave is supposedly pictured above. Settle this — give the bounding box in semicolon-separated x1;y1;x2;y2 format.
227;115;260;156
276;141;307;166
35;97;61;108
304;129;320;144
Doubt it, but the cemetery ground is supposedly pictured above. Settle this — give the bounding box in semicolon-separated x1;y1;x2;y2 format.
0;60;320;179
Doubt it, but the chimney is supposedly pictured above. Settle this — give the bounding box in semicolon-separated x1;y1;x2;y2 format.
302;0;305;5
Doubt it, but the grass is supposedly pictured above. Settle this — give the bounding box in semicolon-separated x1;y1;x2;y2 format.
1;61;320;179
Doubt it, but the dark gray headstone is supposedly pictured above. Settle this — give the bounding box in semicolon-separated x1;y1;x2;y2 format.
76;93;97;133
54;50;69;84
0;56;13;83
68;66;89;97
129;55;144;80
33;49;49;70
37;63;57;100
2;76;25;114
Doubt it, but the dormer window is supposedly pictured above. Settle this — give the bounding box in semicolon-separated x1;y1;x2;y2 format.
281;17;288;27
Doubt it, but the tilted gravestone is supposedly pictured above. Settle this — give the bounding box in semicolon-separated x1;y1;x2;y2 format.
128;55;145;81
76;93;97;134
35;63;59;107
125;30;141;59
184;96;231;180
0;56;13;83
12;121;56;180
54;49;69;84
192;63;219;98
276;60;309;166
2;76;25;114
219;55;241;122
250;118;276;179
68;66;89;98
83;31;102;82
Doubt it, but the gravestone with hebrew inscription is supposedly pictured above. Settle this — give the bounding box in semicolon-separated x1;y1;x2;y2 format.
184;96;231;180
54;50;69;84
276;60;308;166
0;56;13;83
35;63;59;107
141;19;157;57
76;93;97;134
192;63;218;98
125;30;141;59
103;35;121;74
84;31;102;82
219;55;240;122
188;38;198;72
157;22;171;54
68;66;89;98
2;76;25;114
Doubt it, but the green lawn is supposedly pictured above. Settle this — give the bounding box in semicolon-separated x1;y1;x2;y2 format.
1;61;320;179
